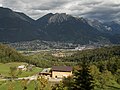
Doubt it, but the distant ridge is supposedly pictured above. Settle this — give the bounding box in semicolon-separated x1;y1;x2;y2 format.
0;7;120;44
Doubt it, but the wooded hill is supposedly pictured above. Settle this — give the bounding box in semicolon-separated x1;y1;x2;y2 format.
63;46;120;62
0;44;27;63
0;44;120;68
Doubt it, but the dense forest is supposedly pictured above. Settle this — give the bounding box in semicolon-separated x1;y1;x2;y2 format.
63;46;120;62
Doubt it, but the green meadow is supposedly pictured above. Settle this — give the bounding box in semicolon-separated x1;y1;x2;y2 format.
0;62;42;78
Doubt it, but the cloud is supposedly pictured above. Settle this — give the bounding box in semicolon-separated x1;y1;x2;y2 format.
31;1;69;10
0;0;3;6
81;2;120;21
1;0;120;21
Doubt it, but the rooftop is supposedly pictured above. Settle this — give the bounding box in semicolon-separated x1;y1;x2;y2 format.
52;66;72;72
41;68;51;73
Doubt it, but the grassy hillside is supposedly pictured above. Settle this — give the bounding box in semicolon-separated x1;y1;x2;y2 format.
0;44;42;78
0;62;42;77
0;44;27;63
0;80;52;90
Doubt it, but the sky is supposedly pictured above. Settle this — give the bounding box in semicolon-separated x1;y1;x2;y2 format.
0;0;120;21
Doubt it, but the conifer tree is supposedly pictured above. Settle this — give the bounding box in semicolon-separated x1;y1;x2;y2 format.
73;61;94;90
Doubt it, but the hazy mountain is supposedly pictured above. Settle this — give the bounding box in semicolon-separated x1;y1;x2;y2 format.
86;19;112;33
104;21;120;44
0;7;119;44
15;12;35;23
105;21;120;34
36;13;110;44
0;7;39;42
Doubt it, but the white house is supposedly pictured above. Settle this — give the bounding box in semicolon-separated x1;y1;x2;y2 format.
18;65;27;71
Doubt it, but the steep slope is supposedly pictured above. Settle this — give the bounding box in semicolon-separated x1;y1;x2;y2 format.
105;21;120;34
36;13;109;44
0;7;38;42
0;44;26;63
104;21;120;44
86;19;112;33
15;12;35;23
36;13;54;27
0;7;119;44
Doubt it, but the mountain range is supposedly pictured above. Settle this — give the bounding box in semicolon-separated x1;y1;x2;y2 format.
0;7;120;44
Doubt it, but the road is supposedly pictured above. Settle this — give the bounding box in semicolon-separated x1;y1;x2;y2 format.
0;75;62;82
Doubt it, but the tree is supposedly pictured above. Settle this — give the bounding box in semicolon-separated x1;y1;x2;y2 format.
9;66;17;78
9;66;22;79
73;61;94;90
52;81;65;90
34;80;39;90
37;76;48;90
21;79;29;90
7;80;14;90
62;76;74;90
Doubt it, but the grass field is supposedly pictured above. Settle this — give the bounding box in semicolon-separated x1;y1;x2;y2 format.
0;80;120;90
0;62;120;90
0;80;36;90
0;62;52;90
0;80;52;90
0;62;42;78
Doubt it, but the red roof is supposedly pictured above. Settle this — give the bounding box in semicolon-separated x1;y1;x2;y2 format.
52;66;72;72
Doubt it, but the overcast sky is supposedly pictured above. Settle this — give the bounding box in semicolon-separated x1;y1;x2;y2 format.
0;0;120;21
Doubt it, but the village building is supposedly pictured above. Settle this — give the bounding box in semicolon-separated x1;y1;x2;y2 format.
52;52;66;57
52;66;72;78
39;68;51;77
17;65;27;71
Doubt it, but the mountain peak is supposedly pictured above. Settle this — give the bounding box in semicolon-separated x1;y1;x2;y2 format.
0;7;14;17
0;7;12;11
0;7;34;23
48;13;73;23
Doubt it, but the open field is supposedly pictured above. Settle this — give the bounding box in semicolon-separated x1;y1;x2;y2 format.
0;62;42;78
0;80;52;90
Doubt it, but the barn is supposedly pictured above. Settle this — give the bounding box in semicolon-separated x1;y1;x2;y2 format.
52;66;72;78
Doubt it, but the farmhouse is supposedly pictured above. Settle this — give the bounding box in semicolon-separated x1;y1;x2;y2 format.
52;66;72;78
17;65;27;71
